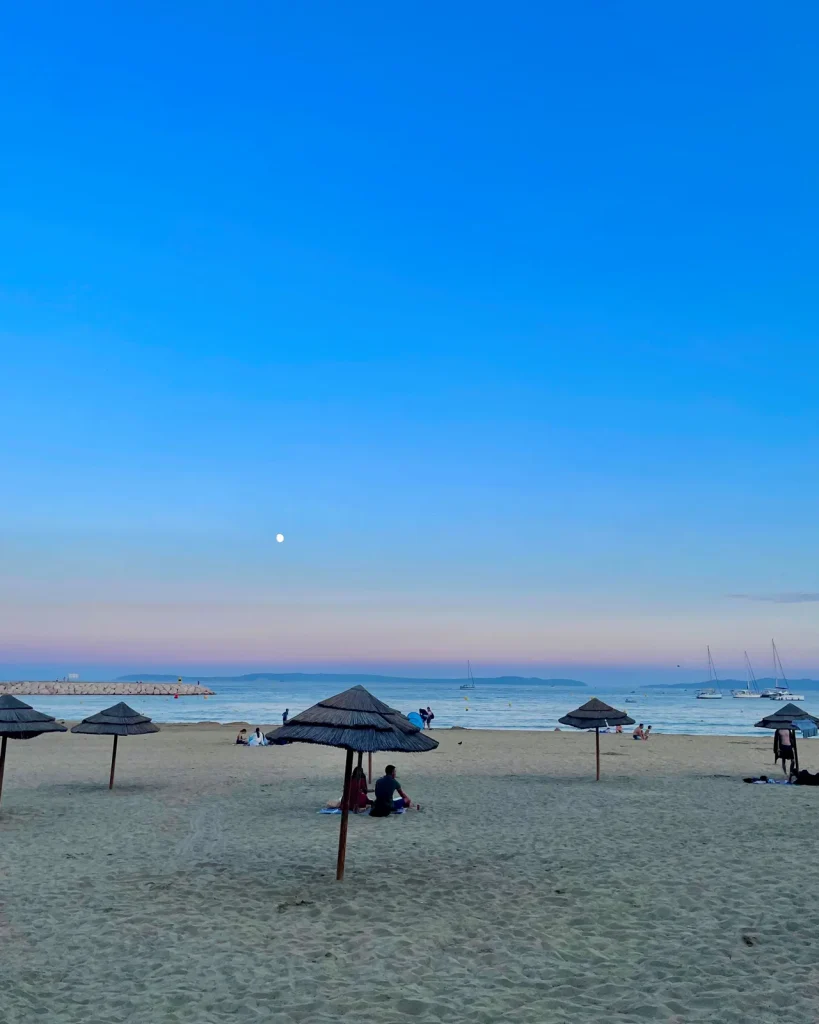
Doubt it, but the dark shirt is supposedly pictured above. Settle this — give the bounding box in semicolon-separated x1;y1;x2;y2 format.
374;775;401;805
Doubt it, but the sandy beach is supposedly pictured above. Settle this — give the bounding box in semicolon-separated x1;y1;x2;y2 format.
2;726;818;1024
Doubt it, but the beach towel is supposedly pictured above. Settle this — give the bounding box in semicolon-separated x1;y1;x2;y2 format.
743;777;793;785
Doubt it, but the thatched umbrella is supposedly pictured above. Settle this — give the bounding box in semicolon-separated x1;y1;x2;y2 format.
268;685;438;880
0;695;67;809
754;703;819;775
71;702;159;788
559;698;635;780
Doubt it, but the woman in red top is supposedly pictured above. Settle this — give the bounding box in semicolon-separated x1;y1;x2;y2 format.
348;766;372;812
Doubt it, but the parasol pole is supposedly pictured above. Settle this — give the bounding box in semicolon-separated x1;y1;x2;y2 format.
368;751;372;784
355;751;363;813
336;749;354;881
109;735;118;790
595;727;600;781
0;735;6;808
792;729;799;775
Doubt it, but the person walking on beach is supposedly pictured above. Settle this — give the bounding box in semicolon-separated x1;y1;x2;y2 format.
425;707;435;729
282;708;289;725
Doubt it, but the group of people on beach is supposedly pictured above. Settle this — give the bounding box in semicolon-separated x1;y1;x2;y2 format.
235;727;269;746
632;723;652;740
418;707;435;728
347;764;419;815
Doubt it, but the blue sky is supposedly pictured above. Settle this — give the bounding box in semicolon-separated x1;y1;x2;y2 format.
2;2;818;680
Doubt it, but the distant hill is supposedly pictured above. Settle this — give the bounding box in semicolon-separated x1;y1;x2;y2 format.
117;672;587;687
647;678;819;690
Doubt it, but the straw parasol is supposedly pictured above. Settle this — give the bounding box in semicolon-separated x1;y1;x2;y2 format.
0;695;67;809
268;685;438;880
559;698;635;780
71;702;159;789
754;702;819;775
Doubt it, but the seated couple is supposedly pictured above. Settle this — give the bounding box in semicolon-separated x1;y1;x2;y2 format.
348;764;415;815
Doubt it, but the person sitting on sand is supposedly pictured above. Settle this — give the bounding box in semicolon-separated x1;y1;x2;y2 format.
632;723;645;740
235;728;248;745
247;727;268;747
615;724;623;735
370;765;412;817
348;765;372;812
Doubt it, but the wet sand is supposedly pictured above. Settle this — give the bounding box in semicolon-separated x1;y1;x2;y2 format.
1;726;818;1024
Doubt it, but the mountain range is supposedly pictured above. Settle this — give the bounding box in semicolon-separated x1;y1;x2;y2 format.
116;672;587;687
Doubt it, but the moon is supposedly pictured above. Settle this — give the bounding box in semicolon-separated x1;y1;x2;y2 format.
276;534;284;543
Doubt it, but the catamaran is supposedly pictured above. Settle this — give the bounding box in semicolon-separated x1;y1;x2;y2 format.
696;646;723;698
732;651;762;698
460;661;476;690
764;640;804;701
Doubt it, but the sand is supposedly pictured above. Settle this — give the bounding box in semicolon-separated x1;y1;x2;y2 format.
2;726;818;1024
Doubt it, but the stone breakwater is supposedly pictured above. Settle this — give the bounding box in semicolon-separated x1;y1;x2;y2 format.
0;682;215;696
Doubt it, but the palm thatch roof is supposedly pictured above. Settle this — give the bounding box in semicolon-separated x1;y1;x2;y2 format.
559;698;635;730
268;685;438;753
754;703;819;730
71;702;160;737
0;695;67;739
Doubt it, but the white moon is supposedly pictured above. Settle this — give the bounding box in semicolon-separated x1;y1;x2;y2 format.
276;534;284;543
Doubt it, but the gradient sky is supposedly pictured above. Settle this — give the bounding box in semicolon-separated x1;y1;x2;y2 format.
2;2;818;681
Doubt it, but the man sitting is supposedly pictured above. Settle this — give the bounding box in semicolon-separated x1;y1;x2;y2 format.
370;765;412;816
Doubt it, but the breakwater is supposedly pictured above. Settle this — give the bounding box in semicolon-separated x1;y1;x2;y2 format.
0;681;215;696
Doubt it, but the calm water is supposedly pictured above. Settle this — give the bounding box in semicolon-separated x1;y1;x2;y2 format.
28;679;815;736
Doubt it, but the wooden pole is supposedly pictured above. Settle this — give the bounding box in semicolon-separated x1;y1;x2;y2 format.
0;736;7;808
595;728;600;781
336;749;354;881
109;735;118;790
367;751;372;784
792;730;799;774
354;751;363;813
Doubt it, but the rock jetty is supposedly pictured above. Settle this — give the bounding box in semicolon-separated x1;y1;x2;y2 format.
0;682;215;696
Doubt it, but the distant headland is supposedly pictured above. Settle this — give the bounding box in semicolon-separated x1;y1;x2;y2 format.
116;672;587;687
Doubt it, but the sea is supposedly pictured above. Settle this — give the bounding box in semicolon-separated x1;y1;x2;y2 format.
27;678;813;736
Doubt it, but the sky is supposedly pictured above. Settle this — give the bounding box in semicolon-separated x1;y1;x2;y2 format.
1;2;818;682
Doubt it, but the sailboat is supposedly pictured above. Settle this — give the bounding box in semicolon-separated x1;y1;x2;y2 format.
732;652;761;698
696;646;723;698
460;661;476;690
764;640;804;701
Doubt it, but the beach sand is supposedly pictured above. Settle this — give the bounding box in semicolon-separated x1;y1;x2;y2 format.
2;726;818;1024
